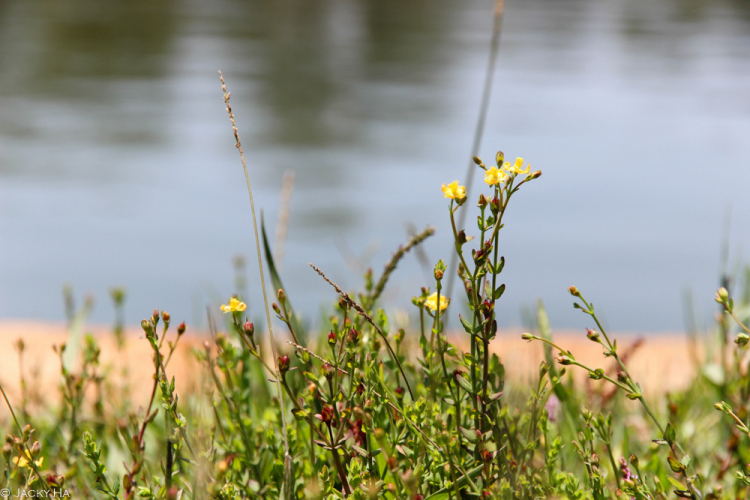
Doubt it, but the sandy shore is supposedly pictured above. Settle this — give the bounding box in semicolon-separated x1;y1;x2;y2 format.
0;320;701;415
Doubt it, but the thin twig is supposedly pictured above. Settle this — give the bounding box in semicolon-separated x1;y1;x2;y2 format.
367;225;435;308
220;71;291;468
275;170;295;270
309;263;414;400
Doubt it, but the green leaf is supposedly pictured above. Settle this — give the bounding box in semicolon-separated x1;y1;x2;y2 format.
667;456;686;473
665;476;687;491
664;422;676;446
351;445;368;457
493;284;506;300
455;374;474;394
459;427;477;443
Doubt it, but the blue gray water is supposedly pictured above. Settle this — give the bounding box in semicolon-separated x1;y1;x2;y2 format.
2;0;750;333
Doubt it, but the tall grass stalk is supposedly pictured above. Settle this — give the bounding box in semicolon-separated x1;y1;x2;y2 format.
219;71;293;496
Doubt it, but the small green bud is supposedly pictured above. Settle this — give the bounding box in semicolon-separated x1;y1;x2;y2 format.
495;151;504;166
716;287;729;303
569;286;580;297
735;333;750;346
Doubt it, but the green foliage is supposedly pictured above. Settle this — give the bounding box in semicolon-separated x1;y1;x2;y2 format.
4;150;750;500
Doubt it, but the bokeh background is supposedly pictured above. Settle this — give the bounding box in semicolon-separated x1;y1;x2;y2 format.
2;0;750;333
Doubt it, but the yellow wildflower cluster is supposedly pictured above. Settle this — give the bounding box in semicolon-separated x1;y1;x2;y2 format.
424;291;449;312
441;180;466;200
221;297;247;313
484;157;530;186
13;450;43;469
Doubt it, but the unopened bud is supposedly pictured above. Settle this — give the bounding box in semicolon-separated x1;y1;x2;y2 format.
586;328;600;342
716;287;729;303
277;289;286;305
735;333;750;346
152;309;160;321
477;194;488;208
529;170;542;179
320;405;335;424
521;333;533;340
348;328;360;345
490;198;501;214
278;355;290;375
161;311;171;326
556;355;572;365
242;321;253;338
272;303;281;314
473;156;483;166
141;319;152;333
569;286;580;297
328;331;336;345
495;151;504;166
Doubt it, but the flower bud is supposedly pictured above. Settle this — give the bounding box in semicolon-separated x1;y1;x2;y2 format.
348;328;360;345
716;287;729;303
394;329;404;344
735;333;750;346
277;288;286;305
490;198;501;214
152;309;160;321
569;286;580;297
161;311;171;327
321;363;334;380
242;321;253;338
278;355;290;375
477;194;488;208
321;405;335;424
328;331;336;346
529;170;542;179
521;333;533;340
495;151;504;166
555;355;572;365
177;322;187;336
586;328;600;342
473;156;483;166
272;303;281;315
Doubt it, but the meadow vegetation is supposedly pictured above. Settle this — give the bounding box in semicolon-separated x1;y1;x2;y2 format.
4;82;750;500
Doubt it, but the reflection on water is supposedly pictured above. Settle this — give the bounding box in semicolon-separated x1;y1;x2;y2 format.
2;0;750;331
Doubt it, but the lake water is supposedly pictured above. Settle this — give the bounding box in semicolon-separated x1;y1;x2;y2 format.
2;0;750;333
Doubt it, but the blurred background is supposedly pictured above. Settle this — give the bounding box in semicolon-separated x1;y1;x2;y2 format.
1;0;750;333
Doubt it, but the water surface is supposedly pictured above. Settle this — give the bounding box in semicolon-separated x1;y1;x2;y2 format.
2;0;750;333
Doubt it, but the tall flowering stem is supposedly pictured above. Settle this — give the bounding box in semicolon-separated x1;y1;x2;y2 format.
444;153;540;433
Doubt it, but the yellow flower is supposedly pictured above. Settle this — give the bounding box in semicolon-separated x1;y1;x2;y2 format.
424;291;449;312
13;451;43;469
503;157;530;175
441;180;466;200
220;297;247;313
484;166;508;186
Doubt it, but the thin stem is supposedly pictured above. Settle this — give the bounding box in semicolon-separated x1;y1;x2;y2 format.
220;72;291;461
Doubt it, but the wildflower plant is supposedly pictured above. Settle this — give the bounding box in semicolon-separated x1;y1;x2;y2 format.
6;74;750;500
